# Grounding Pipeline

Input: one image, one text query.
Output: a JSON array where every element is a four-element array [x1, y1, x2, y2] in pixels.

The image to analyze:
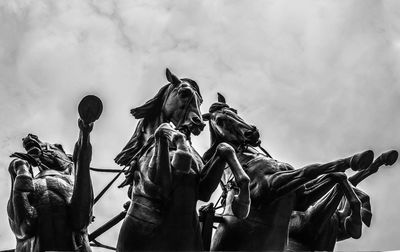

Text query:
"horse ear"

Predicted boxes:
[[202, 113, 212, 121], [217, 92, 226, 103], [166, 68, 181, 85]]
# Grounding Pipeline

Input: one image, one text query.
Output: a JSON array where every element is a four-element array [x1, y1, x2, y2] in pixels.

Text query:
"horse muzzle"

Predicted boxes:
[[244, 128, 260, 146], [190, 116, 206, 135]]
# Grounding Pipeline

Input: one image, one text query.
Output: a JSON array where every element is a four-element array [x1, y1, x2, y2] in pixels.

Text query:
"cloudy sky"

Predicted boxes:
[[1, 0, 400, 250]]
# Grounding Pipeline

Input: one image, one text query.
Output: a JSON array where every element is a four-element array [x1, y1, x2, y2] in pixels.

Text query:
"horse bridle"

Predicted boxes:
[[163, 82, 201, 142]]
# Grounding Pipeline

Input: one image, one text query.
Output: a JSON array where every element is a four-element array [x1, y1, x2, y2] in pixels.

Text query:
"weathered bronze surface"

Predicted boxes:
[[7, 95, 102, 252], [6, 78, 397, 251], [204, 94, 377, 251], [287, 150, 398, 251], [115, 70, 250, 251]]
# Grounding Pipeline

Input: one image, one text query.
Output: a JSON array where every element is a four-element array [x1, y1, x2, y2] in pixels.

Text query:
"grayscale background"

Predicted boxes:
[[1, 0, 400, 250]]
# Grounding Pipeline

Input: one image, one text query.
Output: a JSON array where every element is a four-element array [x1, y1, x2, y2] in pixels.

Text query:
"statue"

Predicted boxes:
[[7, 95, 102, 252], [286, 150, 398, 251], [115, 69, 251, 251], [203, 93, 375, 251]]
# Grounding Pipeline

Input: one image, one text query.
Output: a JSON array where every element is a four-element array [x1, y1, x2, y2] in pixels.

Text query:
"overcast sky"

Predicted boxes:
[[1, 0, 400, 251]]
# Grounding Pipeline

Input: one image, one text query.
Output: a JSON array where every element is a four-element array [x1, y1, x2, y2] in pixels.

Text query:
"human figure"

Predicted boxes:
[[7, 95, 102, 252]]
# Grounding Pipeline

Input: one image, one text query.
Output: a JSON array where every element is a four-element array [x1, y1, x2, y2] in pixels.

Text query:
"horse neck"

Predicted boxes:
[[206, 125, 262, 163], [141, 115, 165, 143], [204, 124, 242, 161]]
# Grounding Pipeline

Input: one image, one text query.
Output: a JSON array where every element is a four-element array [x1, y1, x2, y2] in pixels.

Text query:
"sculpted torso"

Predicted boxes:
[[33, 171, 74, 245]]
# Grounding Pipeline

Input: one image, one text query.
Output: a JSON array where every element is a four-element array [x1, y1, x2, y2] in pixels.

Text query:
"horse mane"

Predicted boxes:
[[114, 119, 145, 167], [130, 84, 170, 119], [130, 79, 202, 120], [115, 83, 171, 167]]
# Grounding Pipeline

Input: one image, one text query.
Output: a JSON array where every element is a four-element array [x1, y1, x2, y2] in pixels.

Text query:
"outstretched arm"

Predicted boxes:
[[70, 119, 94, 230]]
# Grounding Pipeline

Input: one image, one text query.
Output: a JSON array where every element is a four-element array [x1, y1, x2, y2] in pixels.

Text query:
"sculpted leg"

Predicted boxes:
[[217, 143, 250, 219], [261, 150, 373, 203], [8, 159, 37, 239], [199, 143, 250, 219], [289, 173, 361, 251], [149, 123, 194, 196], [302, 172, 361, 239], [349, 150, 398, 186], [171, 130, 192, 174], [149, 123, 173, 196], [198, 150, 228, 202], [339, 179, 362, 239], [294, 173, 343, 211], [301, 173, 346, 228]]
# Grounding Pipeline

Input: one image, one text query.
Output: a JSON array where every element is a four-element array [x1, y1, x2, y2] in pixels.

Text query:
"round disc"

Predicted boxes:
[[78, 95, 103, 123]]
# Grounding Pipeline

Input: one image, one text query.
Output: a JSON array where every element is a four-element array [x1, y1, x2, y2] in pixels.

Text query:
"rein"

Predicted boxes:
[[93, 135, 155, 204], [257, 143, 272, 158]]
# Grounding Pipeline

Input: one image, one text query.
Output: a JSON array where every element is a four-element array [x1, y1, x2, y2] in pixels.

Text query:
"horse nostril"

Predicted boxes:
[[244, 129, 259, 139], [192, 116, 202, 124], [179, 88, 192, 98], [244, 131, 253, 137], [254, 130, 260, 139]]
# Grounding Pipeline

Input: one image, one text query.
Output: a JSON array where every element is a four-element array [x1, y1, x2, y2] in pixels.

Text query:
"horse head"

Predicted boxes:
[[115, 68, 205, 171], [131, 68, 205, 136], [21, 133, 73, 173], [203, 93, 260, 148]]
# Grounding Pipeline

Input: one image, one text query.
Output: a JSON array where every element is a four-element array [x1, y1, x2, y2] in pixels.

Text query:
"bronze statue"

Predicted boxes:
[[115, 69, 251, 251], [204, 93, 375, 251], [7, 95, 102, 252], [287, 150, 398, 251]]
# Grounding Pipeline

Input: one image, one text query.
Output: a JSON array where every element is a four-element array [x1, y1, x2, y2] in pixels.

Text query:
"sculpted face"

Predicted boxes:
[[204, 94, 260, 147], [22, 133, 73, 172], [163, 69, 205, 136]]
